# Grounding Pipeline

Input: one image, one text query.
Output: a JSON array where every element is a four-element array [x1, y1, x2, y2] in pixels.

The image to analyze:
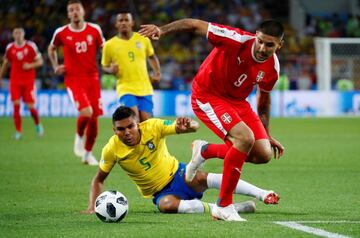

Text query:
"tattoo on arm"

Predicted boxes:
[[160, 19, 208, 36], [257, 91, 271, 133]]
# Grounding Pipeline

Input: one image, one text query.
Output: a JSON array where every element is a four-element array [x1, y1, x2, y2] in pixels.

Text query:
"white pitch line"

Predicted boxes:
[[292, 221, 360, 224], [274, 221, 352, 238]]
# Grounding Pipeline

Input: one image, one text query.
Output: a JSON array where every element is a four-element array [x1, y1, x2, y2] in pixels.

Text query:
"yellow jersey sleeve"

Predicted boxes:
[[99, 137, 117, 173], [145, 37, 154, 57]]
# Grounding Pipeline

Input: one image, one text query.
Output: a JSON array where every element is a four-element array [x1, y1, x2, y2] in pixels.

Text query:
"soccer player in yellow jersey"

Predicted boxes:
[[83, 106, 279, 216], [102, 11, 160, 122]]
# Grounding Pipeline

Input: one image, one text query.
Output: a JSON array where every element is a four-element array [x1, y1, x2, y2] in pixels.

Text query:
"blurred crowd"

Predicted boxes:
[[1, 0, 359, 90]]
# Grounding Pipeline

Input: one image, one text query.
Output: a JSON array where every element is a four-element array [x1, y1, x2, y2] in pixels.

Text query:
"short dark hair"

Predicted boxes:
[[67, 0, 82, 6], [112, 106, 136, 124], [257, 20, 284, 40]]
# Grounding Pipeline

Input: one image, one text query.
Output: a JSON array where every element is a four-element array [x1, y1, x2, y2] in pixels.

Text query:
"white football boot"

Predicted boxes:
[[82, 151, 99, 166], [234, 200, 256, 213], [185, 140, 207, 182], [74, 134, 85, 157], [211, 203, 246, 221]]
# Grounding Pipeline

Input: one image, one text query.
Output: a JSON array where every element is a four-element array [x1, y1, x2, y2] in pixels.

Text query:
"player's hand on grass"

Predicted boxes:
[[139, 24, 161, 40], [269, 137, 284, 159], [80, 208, 95, 215], [54, 65, 65, 75]]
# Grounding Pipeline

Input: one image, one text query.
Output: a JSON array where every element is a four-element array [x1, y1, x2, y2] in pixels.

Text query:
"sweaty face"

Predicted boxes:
[[67, 3, 85, 24], [113, 117, 140, 146], [12, 28, 25, 43], [253, 31, 283, 61], [115, 13, 134, 34]]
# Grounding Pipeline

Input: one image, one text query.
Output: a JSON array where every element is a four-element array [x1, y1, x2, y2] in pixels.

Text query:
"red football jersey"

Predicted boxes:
[[5, 41, 40, 85], [50, 22, 105, 82], [192, 23, 280, 101]]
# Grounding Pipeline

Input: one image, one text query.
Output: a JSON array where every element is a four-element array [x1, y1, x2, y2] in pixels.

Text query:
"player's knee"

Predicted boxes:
[[233, 132, 255, 151], [157, 197, 179, 213], [256, 148, 272, 164], [80, 107, 93, 117], [189, 171, 208, 193]]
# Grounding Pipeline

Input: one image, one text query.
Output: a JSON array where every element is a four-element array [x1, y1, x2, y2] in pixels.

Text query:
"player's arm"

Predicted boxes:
[[82, 168, 109, 214], [0, 58, 9, 87], [101, 43, 119, 75], [102, 63, 119, 75], [47, 44, 65, 75], [23, 56, 43, 70], [148, 54, 161, 84], [139, 18, 209, 40], [257, 89, 284, 159], [175, 117, 200, 134]]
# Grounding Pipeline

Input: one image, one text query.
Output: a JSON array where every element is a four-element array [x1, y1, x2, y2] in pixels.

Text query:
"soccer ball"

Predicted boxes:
[[94, 190, 128, 223]]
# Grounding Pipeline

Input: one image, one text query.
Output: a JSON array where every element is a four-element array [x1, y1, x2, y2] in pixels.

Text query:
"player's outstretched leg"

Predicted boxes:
[[185, 140, 207, 182], [207, 173, 280, 205], [176, 200, 255, 214]]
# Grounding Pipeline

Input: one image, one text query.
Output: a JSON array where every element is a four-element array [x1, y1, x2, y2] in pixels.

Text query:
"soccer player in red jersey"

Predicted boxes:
[[0, 27, 44, 140], [48, 0, 105, 166], [139, 19, 285, 221]]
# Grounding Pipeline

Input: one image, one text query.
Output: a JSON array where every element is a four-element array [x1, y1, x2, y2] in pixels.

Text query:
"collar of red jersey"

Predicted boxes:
[[68, 22, 87, 32]]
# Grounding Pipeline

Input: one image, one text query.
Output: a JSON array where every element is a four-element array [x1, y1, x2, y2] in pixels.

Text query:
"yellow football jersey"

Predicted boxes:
[[100, 118, 179, 198], [101, 32, 155, 97]]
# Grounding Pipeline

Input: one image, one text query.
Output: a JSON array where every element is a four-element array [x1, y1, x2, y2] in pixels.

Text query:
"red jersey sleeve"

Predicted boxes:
[[207, 23, 254, 49], [4, 44, 12, 61], [50, 26, 65, 47], [27, 41, 41, 60], [88, 23, 105, 48]]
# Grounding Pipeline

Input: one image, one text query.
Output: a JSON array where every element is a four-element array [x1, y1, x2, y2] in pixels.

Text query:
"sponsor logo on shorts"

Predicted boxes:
[[221, 113, 232, 124]]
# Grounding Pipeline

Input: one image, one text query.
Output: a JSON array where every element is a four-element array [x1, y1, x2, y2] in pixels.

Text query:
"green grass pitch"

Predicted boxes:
[[0, 117, 359, 237]]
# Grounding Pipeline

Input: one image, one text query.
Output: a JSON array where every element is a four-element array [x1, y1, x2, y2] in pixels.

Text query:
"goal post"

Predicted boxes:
[[315, 37, 360, 90]]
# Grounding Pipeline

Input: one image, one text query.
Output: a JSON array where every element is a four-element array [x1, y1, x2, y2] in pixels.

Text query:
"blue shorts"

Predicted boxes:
[[152, 163, 203, 206], [119, 94, 153, 115]]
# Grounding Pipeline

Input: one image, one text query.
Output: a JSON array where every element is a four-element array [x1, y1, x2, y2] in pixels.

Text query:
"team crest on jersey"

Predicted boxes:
[[16, 51, 24, 60], [136, 42, 142, 49], [256, 71, 265, 83], [66, 36, 73, 41], [146, 141, 155, 151], [87, 35, 93, 45], [221, 113, 232, 124]]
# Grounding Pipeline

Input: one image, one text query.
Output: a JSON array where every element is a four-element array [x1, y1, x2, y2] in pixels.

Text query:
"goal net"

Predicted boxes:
[[315, 37, 360, 90]]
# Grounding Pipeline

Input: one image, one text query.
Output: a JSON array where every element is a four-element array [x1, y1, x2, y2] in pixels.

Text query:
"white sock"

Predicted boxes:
[[207, 173, 266, 200], [177, 199, 213, 213]]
